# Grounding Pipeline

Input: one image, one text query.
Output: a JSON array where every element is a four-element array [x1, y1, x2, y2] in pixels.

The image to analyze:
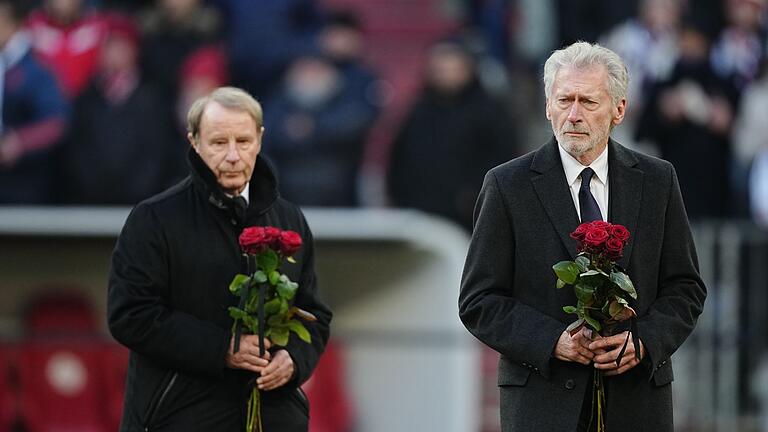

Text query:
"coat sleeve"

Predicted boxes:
[[281, 211, 332, 386], [459, 170, 566, 379], [107, 203, 231, 375], [636, 165, 707, 378]]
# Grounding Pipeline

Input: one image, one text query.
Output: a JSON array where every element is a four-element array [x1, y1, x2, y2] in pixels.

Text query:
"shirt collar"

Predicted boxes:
[[228, 183, 250, 204], [557, 142, 609, 187]]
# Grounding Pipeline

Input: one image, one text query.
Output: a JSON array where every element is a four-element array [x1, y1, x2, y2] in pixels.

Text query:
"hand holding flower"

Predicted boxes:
[[226, 334, 272, 374], [257, 350, 295, 391]]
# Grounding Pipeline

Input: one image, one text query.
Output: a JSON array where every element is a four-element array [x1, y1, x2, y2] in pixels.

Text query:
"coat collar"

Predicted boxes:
[[530, 137, 643, 266], [187, 148, 279, 223]]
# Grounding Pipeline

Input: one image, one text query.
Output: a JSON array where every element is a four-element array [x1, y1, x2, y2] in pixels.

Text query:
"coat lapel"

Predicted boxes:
[[530, 139, 581, 259], [607, 140, 643, 269]]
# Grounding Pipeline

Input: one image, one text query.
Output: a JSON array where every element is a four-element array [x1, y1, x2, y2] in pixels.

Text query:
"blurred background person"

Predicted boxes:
[[138, 0, 221, 101], [710, 0, 767, 96], [0, 0, 68, 204], [387, 39, 516, 231], [319, 9, 383, 123], [59, 14, 176, 205], [263, 52, 377, 207], [210, 0, 322, 101], [26, 0, 108, 99], [636, 19, 737, 220], [171, 44, 228, 185], [600, 0, 683, 153]]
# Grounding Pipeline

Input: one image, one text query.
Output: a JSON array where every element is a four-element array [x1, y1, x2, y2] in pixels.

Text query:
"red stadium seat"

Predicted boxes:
[[24, 291, 97, 336], [303, 340, 354, 432], [16, 341, 111, 432], [0, 344, 19, 431], [102, 344, 129, 431]]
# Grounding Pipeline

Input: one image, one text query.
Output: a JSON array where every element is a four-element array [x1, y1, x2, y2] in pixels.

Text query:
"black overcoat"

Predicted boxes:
[[459, 138, 706, 431], [108, 150, 332, 431]]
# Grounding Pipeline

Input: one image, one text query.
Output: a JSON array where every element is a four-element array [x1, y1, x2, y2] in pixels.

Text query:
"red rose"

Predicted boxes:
[[239, 227, 269, 254], [609, 224, 630, 242], [605, 237, 624, 259], [264, 226, 282, 247], [570, 223, 591, 241], [589, 220, 611, 230], [584, 227, 609, 248], [279, 230, 302, 256]]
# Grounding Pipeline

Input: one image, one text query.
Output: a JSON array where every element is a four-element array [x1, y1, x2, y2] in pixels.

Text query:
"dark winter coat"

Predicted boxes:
[[459, 139, 706, 431], [108, 149, 332, 431]]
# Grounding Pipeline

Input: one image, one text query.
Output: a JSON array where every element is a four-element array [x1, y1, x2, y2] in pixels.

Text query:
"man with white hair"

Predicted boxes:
[[459, 42, 706, 431]]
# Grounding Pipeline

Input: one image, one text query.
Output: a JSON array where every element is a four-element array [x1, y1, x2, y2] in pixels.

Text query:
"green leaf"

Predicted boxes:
[[574, 283, 594, 303], [287, 319, 311, 343], [228, 306, 248, 321], [252, 271, 267, 284], [256, 249, 279, 274], [277, 279, 298, 300], [575, 255, 590, 273], [556, 279, 567, 289], [553, 261, 580, 284], [268, 327, 289, 346], [268, 270, 280, 286], [583, 313, 602, 332], [267, 314, 283, 327], [286, 256, 297, 264], [228, 274, 251, 295], [264, 298, 281, 315], [610, 271, 637, 299], [562, 305, 577, 314]]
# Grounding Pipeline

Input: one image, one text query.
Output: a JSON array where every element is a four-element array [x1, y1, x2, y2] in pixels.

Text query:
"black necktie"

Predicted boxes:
[[579, 168, 602, 222], [233, 195, 248, 221]]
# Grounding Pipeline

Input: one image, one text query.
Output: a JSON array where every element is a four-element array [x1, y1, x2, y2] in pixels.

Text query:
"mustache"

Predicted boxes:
[[561, 125, 589, 134]]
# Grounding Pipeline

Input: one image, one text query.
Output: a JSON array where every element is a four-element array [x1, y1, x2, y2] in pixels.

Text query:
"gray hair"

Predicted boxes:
[[187, 87, 263, 138], [543, 42, 629, 105]]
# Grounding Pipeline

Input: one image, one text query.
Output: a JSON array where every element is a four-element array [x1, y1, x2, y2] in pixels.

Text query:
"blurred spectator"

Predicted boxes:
[[263, 53, 376, 206], [600, 0, 682, 152], [387, 40, 516, 230], [732, 61, 768, 214], [710, 0, 767, 95], [210, 0, 322, 100], [138, 0, 221, 100], [0, 0, 68, 204], [750, 148, 768, 227], [60, 14, 176, 205], [26, 0, 108, 99], [319, 10, 382, 120], [636, 20, 737, 219], [556, 0, 638, 45], [171, 44, 228, 184]]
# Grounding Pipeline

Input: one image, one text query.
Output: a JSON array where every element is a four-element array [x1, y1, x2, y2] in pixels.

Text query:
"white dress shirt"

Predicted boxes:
[[227, 182, 250, 204], [557, 143, 609, 222]]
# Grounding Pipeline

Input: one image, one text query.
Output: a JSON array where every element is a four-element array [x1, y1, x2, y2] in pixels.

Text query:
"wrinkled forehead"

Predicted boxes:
[[551, 65, 611, 97]]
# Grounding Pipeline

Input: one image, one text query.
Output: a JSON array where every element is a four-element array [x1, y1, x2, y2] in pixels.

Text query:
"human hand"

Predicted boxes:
[[257, 349, 295, 391], [225, 334, 272, 374], [553, 327, 599, 365], [590, 331, 644, 376]]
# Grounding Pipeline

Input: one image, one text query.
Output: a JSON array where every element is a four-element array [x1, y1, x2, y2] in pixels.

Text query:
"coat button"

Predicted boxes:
[[565, 379, 575, 390]]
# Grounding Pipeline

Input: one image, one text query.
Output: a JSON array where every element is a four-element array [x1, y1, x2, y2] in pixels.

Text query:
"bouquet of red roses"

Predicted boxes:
[[228, 226, 316, 432], [552, 221, 639, 432]]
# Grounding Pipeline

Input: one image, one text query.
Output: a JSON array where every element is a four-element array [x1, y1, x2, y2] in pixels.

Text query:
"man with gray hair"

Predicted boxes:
[[108, 86, 331, 431], [459, 42, 706, 431]]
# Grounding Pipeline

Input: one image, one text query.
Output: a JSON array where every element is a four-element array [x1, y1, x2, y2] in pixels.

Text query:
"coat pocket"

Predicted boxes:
[[142, 371, 179, 430], [497, 357, 531, 387]]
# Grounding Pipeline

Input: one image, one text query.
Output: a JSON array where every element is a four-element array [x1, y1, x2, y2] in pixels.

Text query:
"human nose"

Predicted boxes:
[[225, 141, 240, 163], [567, 102, 581, 123]]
